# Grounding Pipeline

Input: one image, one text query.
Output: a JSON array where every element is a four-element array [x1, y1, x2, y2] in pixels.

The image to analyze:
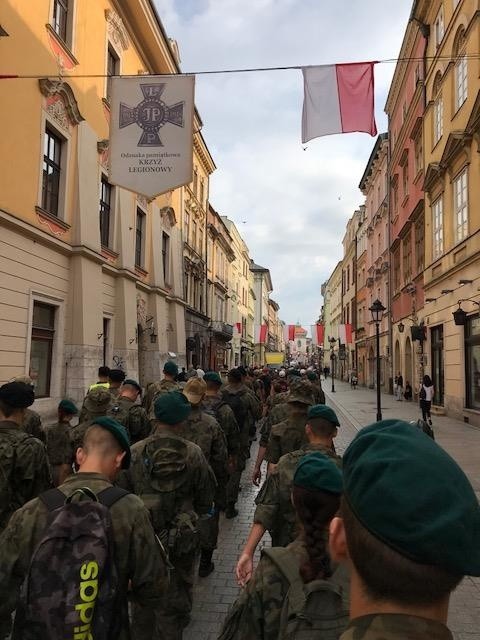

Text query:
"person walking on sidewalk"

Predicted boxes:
[[419, 375, 435, 425], [395, 372, 404, 401]]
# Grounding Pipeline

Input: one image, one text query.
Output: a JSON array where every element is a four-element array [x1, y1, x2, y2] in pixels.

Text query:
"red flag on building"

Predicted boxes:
[[311, 324, 325, 346], [338, 324, 353, 344], [255, 324, 268, 344]]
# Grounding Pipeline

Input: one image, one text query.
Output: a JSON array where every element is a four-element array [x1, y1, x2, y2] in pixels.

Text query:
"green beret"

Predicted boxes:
[[306, 371, 318, 381], [163, 361, 179, 376], [343, 420, 480, 576], [294, 452, 343, 494], [0, 382, 35, 408], [91, 416, 131, 469], [58, 399, 78, 415], [123, 379, 142, 394], [204, 371, 222, 385], [307, 404, 340, 426], [154, 391, 191, 425]]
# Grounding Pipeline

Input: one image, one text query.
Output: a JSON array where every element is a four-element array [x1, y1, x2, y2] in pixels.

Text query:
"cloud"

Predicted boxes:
[[155, 0, 412, 326]]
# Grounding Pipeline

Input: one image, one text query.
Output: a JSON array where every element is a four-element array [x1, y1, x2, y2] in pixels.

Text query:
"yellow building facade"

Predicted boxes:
[[414, 0, 480, 423], [0, 0, 211, 413]]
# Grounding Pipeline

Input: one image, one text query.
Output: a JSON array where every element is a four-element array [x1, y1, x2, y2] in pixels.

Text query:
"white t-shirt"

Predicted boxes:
[[421, 384, 435, 402]]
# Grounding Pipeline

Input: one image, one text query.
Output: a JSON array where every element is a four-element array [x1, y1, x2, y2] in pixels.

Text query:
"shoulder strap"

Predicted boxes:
[[97, 486, 129, 508], [40, 488, 66, 511], [39, 486, 128, 511], [262, 547, 306, 612]]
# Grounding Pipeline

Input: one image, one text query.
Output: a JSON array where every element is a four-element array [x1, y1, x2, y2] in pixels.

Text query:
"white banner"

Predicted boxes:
[[109, 76, 195, 198]]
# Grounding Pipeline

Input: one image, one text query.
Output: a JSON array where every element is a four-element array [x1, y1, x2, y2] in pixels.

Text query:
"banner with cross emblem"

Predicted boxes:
[[109, 75, 195, 197]]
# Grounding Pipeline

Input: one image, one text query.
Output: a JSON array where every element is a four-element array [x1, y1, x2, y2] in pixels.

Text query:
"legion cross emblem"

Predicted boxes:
[[119, 83, 185, 147]]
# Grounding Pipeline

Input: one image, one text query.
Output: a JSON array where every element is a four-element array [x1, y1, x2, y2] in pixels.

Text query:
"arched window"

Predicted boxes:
[[454, 27, 467, 110], [433, 71, 443, 144]]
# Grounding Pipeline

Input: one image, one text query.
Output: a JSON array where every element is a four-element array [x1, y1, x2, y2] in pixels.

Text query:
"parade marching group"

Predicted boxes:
[[0, 361, 479, 640]]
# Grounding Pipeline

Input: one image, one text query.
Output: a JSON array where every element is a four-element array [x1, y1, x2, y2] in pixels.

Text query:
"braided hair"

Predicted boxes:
[[292, 485, 341, 583]]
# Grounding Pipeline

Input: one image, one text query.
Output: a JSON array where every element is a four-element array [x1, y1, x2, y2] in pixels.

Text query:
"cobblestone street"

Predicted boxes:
[[185, 383, 480, 639]]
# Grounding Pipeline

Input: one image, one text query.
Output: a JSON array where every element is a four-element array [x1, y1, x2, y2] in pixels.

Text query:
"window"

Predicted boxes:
[[192, 220, 197, 250], [200, 179, 205, 207], [402, 160, 409, 198], [414, 64, 421, 87], [433, 95, 443, 144], [30, 302, 55, 398], [99, 177, 112, 247], [106, 45, 119, 102], [52, 0, 68, 42], [454, 169, 468, 243], [414, 134, 423, 175], [193, 169, 198, 197], [393, 249, 400, 292], [184, 212, 190, 244], [162, 232, 170, 284], [135, 209, 146, 267], [403, 235, 412, 283], [402, 102, 407, 123], [432, 197, 444, 259], [42, 128, 62, 216], [455, 56, 467, 109], [198, 228, 203, 255], [465, 316, 480, 410], [434, 8, 444, 48], [393, 185, 398, 216], [415, 218, 424, 273]]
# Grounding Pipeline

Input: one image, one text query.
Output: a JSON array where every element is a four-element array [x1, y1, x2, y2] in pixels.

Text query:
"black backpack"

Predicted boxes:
[[13, 486, 127, 640], [222, 391, 248, 431], [419, 385, 427, 400]]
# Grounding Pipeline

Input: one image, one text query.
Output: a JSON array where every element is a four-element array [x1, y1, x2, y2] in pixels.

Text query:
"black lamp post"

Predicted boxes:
[[328, 336, 336, 393], [369, 299, 386, 421]]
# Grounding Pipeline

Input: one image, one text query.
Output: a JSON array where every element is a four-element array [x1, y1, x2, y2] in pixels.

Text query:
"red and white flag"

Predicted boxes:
[[234, 322, 242, 335], [311, 324, 325, 346], [283, 324, 296, 342], [255, 324, 268, 344], [338, 324, 353, 344], [302, 62, 377, 142]]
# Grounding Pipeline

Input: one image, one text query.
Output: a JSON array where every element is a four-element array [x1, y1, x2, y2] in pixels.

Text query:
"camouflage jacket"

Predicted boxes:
[[265, 413, 310, 464], [0, 421, 52, 531], [340, 614, 453, 640], [260, 399, 290, 447], [108, 396, 152, 444], [118, 426, 216, 529], [201, 394, 241, 456], [0, 472, 167, 640], [44, 421, 73, 466], [255, 443, 342, 546], [143, 379, 181, 418], [222, 384, 262, 432], [308, 380, 326, 405], [178, 407, 228, 483], [21, 409, 45, 443]]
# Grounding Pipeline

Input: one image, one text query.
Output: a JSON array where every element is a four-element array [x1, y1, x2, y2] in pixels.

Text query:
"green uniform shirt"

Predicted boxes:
[[201, 394, 241, 456], [44, 421, 73, 466], [260, 397, 289, 447], [340, 614, 453, 640], [21, 409, 45, 443], [143, 379, 181, 418], [108, 396, 152, 444], [265, 413, 310, 464]]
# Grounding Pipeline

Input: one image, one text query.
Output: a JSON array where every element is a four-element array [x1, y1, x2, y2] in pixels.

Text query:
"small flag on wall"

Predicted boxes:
[[255, 324, 268, 344], [311, 324, 325, 346], [338, 324, 353, 344], [302, 62, 377, 142], [235, 322, 242, 335]]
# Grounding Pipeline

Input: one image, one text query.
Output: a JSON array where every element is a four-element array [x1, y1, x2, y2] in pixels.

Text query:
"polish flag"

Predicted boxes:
[[283, 324, 296, 342], [255, 324, 268, 344], [302, 62, 377, 142], [338, 324, 353, 344], [311, 324, 325, 346], [235, 322, 242, 335]]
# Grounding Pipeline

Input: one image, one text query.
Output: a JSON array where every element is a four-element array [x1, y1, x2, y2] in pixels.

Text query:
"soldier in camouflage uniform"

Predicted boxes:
[[107, 378, 151, 444], [182, 377, 228, 577], [119, 391, 216, 640], [220, 453, 347, 640], [71, 387, 113, 454], [0, 416, 167, 640], [44, 398, 78, 486], [306, 371, 326, 404], [11, 376, 45, 442], [329, 420, 480, 640], [222, 368, 262, 518], [108, 368, 126, 400], [265, 380, 315, 466], [202, 371, 240, 468], [143, 360, 181, 418], [0, 381, 52, 639]]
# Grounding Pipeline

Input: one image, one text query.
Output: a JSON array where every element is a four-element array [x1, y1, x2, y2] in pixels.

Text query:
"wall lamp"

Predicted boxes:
[[459, 279, 473, 285], [425, 297, 437, 303], [441, 289, 454, 295], [453, 299, 480, 326]]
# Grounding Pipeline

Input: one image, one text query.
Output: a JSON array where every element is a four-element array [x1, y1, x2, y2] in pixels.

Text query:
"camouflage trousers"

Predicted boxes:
[[132, 550, 196, 640], [0, 614, 11, 640], [226, 427, 250, 505], [199, 509, 219, 552]]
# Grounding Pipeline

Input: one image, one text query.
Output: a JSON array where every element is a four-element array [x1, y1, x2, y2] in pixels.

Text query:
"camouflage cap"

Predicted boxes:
[[307, 404, 340, 426], [91, 416, 131, 468], [154, 390, 191, 424], [83, 387, 113, 414], [163, 360, 179, 376], [58, 399, 78, 415], [294, 452, 343, 494], [287, 380, 315, 405], [184, 378, 207, 405], [343, 420, 480, 576], [0, 382, 35, 408], [204, 371, 222, 385]]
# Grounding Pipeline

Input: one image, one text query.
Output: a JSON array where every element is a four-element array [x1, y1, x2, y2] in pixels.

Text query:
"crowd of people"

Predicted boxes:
[[0, 361, 478, 640]]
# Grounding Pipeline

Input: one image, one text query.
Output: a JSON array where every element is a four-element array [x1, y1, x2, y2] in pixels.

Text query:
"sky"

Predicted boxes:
[[155, 0, 413, 329]]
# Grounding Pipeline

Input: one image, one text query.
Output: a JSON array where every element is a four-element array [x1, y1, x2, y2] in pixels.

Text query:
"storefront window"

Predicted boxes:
[[465, 315, 480, 410], [431, 325, 444, 406]]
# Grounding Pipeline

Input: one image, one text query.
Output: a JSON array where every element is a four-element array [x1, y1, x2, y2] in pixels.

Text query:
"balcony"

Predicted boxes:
[[211, 321, 234, 340]]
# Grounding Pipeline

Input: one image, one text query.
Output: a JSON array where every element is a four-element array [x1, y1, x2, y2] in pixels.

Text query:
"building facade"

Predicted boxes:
[[250, 260, 273, 365], [414, 0, 480, 423], [0, 0, 196, 413], [341, 209, 360, 379], [321, 260, 343, 377]]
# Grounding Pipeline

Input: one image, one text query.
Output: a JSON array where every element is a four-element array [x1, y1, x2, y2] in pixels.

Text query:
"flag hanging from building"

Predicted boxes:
[[255, 324, 268, 344], [234, 322, 242, 335], [109, 76, 195, 197], [283, 324, 296, 342], [301, 63, 377, 143], [311, 324, 325, 346], [338, 324, 353, 344]]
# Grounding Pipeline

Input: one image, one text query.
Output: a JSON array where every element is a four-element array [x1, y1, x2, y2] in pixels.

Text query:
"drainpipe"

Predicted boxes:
[[387, 126, 394, 395]]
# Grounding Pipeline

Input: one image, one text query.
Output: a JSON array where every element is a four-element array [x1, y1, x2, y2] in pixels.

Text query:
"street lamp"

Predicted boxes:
[[328, 336, 337, 393], [369, 299, 386, 421]]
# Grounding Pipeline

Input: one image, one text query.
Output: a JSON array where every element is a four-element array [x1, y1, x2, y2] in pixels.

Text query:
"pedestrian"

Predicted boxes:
[[108, 368, 127, 399], [107, 378, 151, 444], [72, 387, 113, 452], [329, 419, 480, 640], [323, 366, 330, 379], [237, 404, 342, 586], [177, 367, 187, 382], [44, 398, 78, 486], [119, 391, 216, 639], [404, 380, 413, 401], [12, 375, 45, 442], [143, 361, 180, 418], [419, 374, 435, 425], [88, 365, 111, 391], [181, 377, 228, 578], [396, 372, 404, 401], [0, 416, 167, 640], [220, 452, 348, 640]]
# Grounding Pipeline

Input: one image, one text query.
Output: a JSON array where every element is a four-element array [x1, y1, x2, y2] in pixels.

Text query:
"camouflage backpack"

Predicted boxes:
[[263, 547, 349, 640], [221, 391, 247, 432], [140, 436, 199, 556], [13, 486, 127, 640], [0, 430, 32, 529], [107, 400, 132, 432]]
